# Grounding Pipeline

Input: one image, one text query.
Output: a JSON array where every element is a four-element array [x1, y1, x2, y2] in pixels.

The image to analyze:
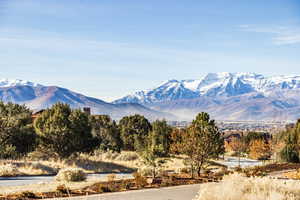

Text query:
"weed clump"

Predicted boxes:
[[18, 191, 37, 199], [133, 172, 147, 188], [56, 168, 87, 182]]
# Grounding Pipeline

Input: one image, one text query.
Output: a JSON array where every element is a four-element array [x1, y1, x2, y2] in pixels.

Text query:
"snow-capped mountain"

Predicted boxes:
[[0, 78, 43, 88], [114, 73, 300, 121], [0, 79, 174, 120], [116, 80, 200, 104], [114, 72, 300, 104]]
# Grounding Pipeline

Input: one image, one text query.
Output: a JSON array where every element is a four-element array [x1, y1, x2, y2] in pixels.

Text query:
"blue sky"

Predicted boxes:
[[0, 0, 300, 101]]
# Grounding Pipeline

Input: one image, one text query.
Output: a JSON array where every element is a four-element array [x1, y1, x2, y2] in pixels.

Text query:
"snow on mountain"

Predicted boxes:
[[114, 73, 300, 104], [2, 74, 300, 121], [0, 78, 43, 88], [0, 79, 174, 120]]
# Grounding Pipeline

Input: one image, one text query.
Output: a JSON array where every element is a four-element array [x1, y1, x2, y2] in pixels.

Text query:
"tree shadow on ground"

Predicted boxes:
[[71, 158, 137, 173]]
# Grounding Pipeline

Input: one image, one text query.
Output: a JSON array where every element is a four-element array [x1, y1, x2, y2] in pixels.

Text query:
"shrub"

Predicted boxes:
[[96, 182, 122, 193], [0, 144, 17, 159], [280, 144, 299, 163], [97, 184, 111, 193], [120, 180, 132, 190], [178, 167, 190, 174], [234, 166, 243, 173], [56, 168, 87, 182], [133, 172, 147, 188], [138, 167, 153, 177], [18, 191, 37, 199], [0, 164, 20, 176], [214, 167, 230, 177]]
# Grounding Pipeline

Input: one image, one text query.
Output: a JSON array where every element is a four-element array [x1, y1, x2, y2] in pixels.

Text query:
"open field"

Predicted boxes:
[[0, 151, 189, 177], [0, 152, 140, 176]]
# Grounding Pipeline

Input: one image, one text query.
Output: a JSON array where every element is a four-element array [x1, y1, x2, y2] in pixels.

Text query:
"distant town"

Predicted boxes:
[[168, 120, 288, 134]]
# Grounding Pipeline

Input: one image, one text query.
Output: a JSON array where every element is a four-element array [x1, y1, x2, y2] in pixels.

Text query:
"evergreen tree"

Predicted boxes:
[[90, 115, 122, 152], [280, 119, 300, 163], [34, 103, 94, 158], [148, 120, 172, 157], [119, 115, 152, 151], [0, 102, 36, 158], [280, 131, 299, 163]]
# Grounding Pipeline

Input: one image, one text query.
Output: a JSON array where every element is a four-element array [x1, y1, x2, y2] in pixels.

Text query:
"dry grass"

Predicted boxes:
[[283, 169, 300, 179], [0, 152, 216, 177], [0, 164, 20, 176], [194, 173, 300, 200], [75, 151, 186, 174], [0, 151, 140, 176]]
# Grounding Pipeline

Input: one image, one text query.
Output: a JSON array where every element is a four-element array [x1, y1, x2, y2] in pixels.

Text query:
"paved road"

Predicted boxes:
[[0, 173, 133, 187], [49, 184, 201, 200]]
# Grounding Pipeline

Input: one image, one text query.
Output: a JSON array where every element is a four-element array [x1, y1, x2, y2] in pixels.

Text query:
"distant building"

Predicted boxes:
[[83, 107, 91, 115]]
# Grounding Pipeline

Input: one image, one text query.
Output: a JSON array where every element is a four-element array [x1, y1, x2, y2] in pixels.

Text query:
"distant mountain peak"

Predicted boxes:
[[0, 78, 43, 88], [114, 72, 300, 104]]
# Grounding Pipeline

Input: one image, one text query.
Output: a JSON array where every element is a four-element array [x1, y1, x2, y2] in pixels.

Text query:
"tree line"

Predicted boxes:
[[0, 102, 225, 176], [275, 119, 300, 163], [5, 101, 300, 175]]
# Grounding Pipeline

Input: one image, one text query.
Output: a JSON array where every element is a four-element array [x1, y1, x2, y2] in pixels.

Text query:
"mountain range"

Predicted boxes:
[[114, 73, 300, 121], [0, 79, 173, 120], [2, 72, 300, 121]]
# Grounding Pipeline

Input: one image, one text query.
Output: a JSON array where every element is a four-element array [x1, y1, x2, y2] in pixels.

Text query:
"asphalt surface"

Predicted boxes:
[[0, 173, 133, 187], [49, 184, 201, 200]]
